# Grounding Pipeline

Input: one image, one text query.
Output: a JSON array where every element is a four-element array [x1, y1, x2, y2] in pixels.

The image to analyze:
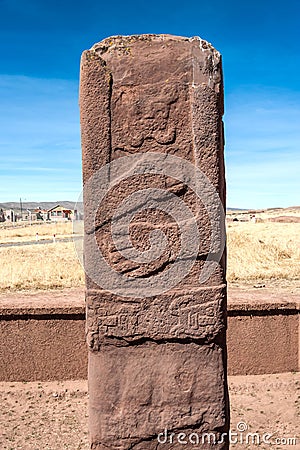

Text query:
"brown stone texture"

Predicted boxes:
[[227, 294, 300, 375], [0, 289, 86, 382], [1, 289, 299, 382], [86, 286, 226, 348], [80, 34, 228, 449], [89, 344, 226, 450]]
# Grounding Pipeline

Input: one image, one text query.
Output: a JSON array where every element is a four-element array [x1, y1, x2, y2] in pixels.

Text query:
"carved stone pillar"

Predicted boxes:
[[80, 34, 228, 449]]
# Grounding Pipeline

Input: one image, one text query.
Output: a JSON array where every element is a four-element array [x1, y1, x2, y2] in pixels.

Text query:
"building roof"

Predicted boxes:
[[47, 204, 72, 212]]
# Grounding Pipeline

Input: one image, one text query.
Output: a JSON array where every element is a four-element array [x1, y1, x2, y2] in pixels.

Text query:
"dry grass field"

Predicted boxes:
[[227, 221, 300, 283], [0, 222, 85, 292], [0, 210, 299, 292], [0, 242, 85, 292], [0, 221, 75, 244]]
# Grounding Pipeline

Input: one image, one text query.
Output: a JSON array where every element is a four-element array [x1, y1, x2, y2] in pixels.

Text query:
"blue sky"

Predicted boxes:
[[0, 0, 299, 208]]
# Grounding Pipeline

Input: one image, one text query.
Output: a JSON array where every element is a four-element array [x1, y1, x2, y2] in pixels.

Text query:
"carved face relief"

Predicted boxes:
[[111, 84, 179, 154]]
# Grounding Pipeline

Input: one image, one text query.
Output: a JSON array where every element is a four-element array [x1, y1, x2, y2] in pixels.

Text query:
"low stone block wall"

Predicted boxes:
[[0, 289, 299, 381], [227, 303, 299, 375]]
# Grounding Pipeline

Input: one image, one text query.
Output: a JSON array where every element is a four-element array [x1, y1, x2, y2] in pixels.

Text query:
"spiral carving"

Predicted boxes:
[[74, 152, 225, 298]]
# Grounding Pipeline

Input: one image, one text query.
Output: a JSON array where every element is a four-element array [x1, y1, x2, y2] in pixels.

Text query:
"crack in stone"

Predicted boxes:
[[107, 69, 113, 176], [91, 416, 208, 450], [96, 336, 221, 348]]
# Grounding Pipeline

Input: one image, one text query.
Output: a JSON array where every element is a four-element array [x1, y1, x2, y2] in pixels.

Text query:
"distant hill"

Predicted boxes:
[[227, 207, 248, 211], [0, 201, 79, 211], [227, 206, 300, 213], [1, 202, 298, 214]]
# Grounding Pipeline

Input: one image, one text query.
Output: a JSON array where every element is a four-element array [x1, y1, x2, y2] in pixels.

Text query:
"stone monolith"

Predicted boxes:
[[80, 34, 229, 449]]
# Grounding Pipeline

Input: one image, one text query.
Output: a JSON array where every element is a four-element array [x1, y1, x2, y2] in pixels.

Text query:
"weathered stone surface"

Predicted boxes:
[[86, 286, 226, 349], [80, 34, 228, 449], [89, 343, 227, 450]]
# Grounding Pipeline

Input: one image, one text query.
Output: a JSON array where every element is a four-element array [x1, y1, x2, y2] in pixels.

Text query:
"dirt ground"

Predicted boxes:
[[0, 372, 298, 450], [1, 278, 299, 310], [0, 284, 299, 449]]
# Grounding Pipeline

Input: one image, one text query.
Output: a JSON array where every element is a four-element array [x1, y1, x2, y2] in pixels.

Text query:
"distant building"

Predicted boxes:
[[34, 208, 48, 221], [5, 209, 16, 222], [21, 208, 48, 221], [0, 209, 5, 222], [47, 204, 75, 221], [4, 204, 79, 223]]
